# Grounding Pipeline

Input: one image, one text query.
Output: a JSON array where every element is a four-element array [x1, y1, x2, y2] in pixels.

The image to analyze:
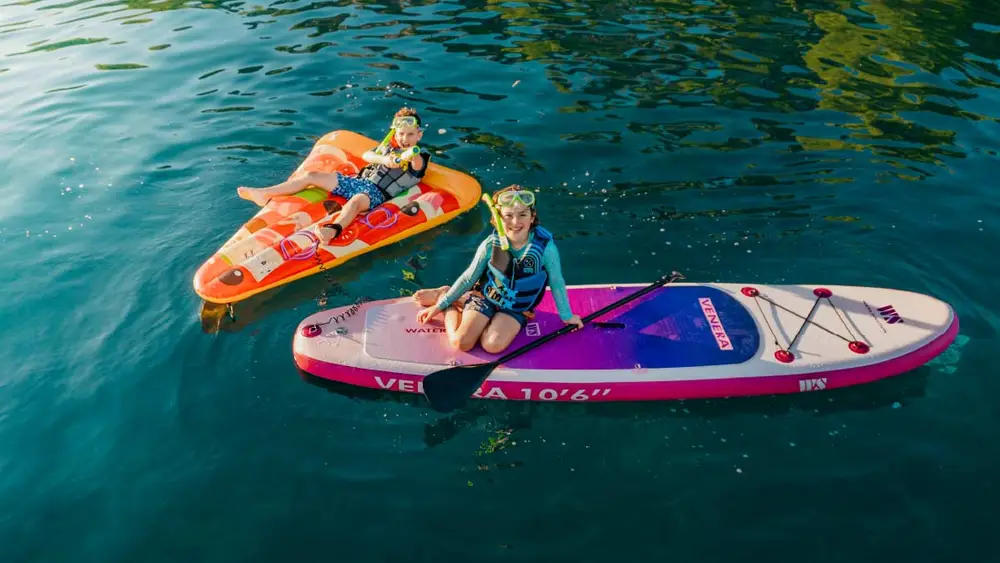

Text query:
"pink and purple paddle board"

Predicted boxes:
[[292, 282, 958, 403]]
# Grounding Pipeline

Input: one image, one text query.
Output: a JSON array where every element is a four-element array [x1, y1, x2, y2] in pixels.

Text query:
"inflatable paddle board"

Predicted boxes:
[[292, 282, 959, 403], [193, 130, 482, 304]]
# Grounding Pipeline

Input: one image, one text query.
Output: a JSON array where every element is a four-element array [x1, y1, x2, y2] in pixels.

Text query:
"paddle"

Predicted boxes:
[[421, 271, 686, 413]]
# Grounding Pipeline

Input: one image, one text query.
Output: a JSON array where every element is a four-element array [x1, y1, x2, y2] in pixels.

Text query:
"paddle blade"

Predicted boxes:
[[422, 362, 497, 413]]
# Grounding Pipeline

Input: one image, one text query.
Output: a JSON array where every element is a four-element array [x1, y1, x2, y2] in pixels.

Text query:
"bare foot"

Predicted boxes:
[[412, 285, 449, 307], [237, 186, 273, 207]]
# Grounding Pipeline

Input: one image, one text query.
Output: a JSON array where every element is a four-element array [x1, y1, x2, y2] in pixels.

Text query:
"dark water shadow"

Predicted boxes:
[[299, 364, 934, 449]]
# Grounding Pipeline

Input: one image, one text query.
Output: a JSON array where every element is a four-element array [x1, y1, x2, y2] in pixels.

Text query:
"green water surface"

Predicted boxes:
[[0, 1, 997, 561]]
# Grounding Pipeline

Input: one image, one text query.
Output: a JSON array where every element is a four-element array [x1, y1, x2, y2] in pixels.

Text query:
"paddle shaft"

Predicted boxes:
[[420, 271, 685, 413], [486, 272, 684, 367]]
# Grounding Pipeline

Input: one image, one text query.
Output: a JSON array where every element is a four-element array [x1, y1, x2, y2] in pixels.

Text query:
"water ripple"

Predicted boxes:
[[1, 0, 999, 559]]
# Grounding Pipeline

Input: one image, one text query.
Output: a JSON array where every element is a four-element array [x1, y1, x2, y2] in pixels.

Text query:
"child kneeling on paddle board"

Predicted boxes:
[[236, 107, 430, 243], [414, 185, 584, 354]]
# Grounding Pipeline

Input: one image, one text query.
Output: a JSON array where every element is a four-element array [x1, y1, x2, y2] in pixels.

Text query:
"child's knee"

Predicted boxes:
[[305, 171, 338, 190], [449, 334, 477, 352], [480, 332, 512, 355], [448, 326, 480, 352], [348, 192, 372, 210]]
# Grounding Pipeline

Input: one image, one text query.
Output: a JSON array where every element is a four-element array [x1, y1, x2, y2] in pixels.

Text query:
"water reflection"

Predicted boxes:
[[0, 3, 993, 558], [300, 365, 935, 450], [5, 37, 108, 56], [2, 0, 994, 310]]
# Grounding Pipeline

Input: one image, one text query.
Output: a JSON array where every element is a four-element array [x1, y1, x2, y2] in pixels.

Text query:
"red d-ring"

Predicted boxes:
[[775, 350, 794, 363], [301, 324, 322, 338], [814, 287, 832, 298], [849, 341, 870, 354], [742, 287, 759, 297]]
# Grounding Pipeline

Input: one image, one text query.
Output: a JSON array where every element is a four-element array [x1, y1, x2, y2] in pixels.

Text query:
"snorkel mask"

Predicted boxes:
[[494, 189, 536, 209], [391, 115, 421, 130]]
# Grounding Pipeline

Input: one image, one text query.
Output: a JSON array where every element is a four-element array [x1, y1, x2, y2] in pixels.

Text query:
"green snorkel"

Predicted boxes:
[[481, 193, 510, 251], [377, 127, 395, 151]]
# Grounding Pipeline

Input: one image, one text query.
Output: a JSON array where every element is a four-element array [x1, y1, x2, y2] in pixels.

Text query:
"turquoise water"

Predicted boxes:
[[1, 0, 997, 560]]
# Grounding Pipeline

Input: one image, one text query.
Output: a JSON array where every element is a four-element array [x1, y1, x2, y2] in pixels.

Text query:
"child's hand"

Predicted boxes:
[[565, 315, 584, 330], [416, 306, 441, 324]]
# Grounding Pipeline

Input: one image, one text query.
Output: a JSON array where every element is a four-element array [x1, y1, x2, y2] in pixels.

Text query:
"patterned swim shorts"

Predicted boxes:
[[464, 293, 528, 327], [333, 173, 387, 208]]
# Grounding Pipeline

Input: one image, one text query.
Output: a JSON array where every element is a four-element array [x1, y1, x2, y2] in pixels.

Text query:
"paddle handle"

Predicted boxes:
[[491, 271, 685, 365]]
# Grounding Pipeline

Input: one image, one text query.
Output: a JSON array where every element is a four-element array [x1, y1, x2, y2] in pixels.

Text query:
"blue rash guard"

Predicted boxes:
[[435, 228, 575, 321]]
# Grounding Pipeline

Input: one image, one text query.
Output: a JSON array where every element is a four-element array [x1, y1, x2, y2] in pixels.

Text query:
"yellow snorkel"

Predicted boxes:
[[481, 193, 510, 251], [377, 127, 394, 150]]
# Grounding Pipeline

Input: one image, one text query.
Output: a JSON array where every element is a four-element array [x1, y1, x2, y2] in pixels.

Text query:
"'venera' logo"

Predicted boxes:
[[699, 298, 733, 350], [877, 305, 904, 324]]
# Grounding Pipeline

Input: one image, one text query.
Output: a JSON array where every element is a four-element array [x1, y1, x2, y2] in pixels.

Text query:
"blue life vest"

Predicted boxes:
[[476, 227, 553, 312]]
